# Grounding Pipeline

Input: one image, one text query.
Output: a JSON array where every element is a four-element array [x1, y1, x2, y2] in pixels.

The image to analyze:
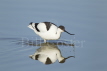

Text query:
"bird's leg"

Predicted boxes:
[[44, 39, 47, 43]]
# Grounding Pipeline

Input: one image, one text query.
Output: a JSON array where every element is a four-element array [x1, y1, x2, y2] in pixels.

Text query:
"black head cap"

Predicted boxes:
[[45, 57, 52, 65], [59, 25, 65, 31], [59, 58, 66, 63]]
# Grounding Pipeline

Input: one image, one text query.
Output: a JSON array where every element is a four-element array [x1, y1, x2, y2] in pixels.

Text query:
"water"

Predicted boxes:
[[0, 0, 107, 71]]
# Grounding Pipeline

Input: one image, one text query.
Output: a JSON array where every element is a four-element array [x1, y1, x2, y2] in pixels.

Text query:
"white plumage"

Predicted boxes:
[[29, 43, 73, 64], [28, 22, 74, 43]]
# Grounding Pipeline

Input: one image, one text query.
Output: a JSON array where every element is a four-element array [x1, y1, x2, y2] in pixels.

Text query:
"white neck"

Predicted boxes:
[[55, 28, 63, 39], [56, 47, 65, 62]]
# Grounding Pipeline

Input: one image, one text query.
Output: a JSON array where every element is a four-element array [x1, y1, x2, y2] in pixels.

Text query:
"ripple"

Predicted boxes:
[[17, 39, 75, 47]]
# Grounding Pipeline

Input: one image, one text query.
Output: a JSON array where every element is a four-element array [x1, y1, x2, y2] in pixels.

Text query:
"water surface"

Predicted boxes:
[[0, 0, 107, 71]]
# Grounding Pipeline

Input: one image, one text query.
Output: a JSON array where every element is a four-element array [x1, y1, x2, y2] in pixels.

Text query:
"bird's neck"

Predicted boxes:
[[56, 28, 62, 38]]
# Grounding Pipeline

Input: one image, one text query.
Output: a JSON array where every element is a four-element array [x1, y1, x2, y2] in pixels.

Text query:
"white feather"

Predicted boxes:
[[37, 22, 47, 32]]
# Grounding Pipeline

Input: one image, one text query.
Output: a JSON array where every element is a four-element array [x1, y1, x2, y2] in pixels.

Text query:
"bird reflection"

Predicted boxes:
[[29, 43, 74, 65]]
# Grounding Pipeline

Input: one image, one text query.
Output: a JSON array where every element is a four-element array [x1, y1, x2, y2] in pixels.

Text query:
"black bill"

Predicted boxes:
[[65, 30, 75, 35]]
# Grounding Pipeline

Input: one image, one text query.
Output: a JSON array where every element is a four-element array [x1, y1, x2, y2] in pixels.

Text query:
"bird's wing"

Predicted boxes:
[[48, 24, 58, 34], [37, 22, 58, 33], [37, 22, 48, 32]]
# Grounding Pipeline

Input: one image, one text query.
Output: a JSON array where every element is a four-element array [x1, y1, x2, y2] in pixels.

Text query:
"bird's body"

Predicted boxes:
[[29, 43, 74, 64], [29, 43, 65, 64], [28, 22, 74, 43]]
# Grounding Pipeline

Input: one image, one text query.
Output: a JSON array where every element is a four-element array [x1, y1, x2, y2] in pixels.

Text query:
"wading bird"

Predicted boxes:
[[28, 22, 75, 43]]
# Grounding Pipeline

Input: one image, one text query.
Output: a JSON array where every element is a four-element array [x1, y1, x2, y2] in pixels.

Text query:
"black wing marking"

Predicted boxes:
[[43, 22, 52, 31], [35, 23, 40, 32], [35, 54, 40, 60], [45, 57, 52, 64]]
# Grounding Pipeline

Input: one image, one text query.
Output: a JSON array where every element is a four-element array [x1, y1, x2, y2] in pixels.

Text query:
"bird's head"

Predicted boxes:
[[58, 25, 75, 35]]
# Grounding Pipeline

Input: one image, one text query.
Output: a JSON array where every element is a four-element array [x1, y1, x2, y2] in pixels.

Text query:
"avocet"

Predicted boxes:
[[29, 43, 74, 64], [28, 22, 74, 43]]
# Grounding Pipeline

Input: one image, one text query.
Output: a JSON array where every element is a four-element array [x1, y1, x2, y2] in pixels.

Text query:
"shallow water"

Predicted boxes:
[[0, 0, 107, 71]]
